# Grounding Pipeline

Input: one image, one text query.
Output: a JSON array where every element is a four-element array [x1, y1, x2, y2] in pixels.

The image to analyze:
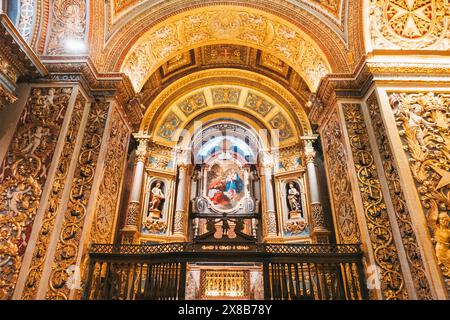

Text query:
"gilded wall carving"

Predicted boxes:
[[367, 92, 433, 299], [122, 7, 330, 91], [343, 103, 408, 300], [369, 0, 450, 50], [321, 111, 360, 244], [212, 87, 241, 105], [21, 92, 86, 300], [46, 0, 87, 55], [389, 91, 450, 287], [0, 87, 72, 300], [269, 112, 293, 141], [46, 101, 109, 300], [245, 92, 274, 117], [90, 107, 129, 244]]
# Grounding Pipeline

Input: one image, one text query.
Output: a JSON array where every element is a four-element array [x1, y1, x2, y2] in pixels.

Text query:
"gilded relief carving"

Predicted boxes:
[[157, 112, 181, 141], [122, 8, 330, 91], [0, 87, 72, 300], [367, 92, 433, 299], [269, 113, 293, 141], [46, 101, 109, 300], [46, 0, 87, 55], [22, 92, 85, 300], [369, 0, 449, 50], [322, 111, 360, 244], [211, 88, 241, 105], [343, 103, 408, 300], [178, 92, 207, 116], [245, 93, 274, 117], [389, 92, 450, 285], [90, 108, 129, 244]]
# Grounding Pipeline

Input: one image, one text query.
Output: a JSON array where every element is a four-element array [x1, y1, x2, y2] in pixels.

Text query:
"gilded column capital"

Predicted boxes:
[[304, 150, 316, 164]]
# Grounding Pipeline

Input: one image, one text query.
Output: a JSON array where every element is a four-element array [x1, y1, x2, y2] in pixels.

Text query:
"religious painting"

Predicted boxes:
[[207, 161, 245, 211]]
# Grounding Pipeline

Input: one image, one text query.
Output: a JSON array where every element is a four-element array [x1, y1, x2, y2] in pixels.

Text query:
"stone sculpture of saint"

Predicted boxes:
[[287, 183, 301, 213], [149, 181, 165, 212]]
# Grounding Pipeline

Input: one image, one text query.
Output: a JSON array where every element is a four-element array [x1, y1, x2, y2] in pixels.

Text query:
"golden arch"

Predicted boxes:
[[140, 68, 313, 140], [121, 5, 332, 92]]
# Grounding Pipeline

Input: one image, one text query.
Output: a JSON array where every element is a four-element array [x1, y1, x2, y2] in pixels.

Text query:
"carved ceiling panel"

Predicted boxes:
[[369, 0, 450, 50], [139, 44, 310, 110]]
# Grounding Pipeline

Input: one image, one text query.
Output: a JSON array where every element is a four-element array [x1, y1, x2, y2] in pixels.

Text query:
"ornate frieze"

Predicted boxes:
[[178, 92, 208, 116], [367, 92, 433, 299], [321, 111, 360, 244], [369, 0, 450, 50], [277, 144, 303, 172], [148, 142, 174, 171], [21, 92, 86, 300], [211, 87, 241, 105], [343, 103, 408, 300], [90, 107, 129, 244], [389, 91, 450, 288], [46, 0, 88, 55], [46, 101, 109, 300], [269, 112, 293, 141], [0, 87, 72, 300]]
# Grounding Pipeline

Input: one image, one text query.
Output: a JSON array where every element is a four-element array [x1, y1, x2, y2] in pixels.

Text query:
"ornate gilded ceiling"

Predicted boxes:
[[139, 44, 311, 108]]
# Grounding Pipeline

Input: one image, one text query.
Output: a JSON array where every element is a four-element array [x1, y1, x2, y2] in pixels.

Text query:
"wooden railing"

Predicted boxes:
[[82, 243, 369, 300]]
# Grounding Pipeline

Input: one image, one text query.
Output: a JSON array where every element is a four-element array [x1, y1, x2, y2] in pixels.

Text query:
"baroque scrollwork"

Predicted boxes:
[[46, 0, 87, 55], [46, 101, 109, 300], [367, 92, 433, 299], [90, 107, 129, 244], [322, 111, 360, 244], [0, 87, 72, 300], [343, 103, 408, 300], [389, 92, 450, 285], [21, 92, 85, 300]]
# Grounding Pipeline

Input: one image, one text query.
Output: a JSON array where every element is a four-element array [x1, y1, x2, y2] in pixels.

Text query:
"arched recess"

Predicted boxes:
[[139, 68, 313, 143]]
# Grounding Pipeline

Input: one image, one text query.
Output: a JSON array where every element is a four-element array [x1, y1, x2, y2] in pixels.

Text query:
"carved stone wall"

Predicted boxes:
[[45, 101, 109, 300], [21, 92, 86, 300], [367, 91, 433, 299], [389, 91, 450, 291], [321, 111, 360, 244], [89, 107, 130, 244], [0, 87, 72, 299], [342, 103, 408, 300]]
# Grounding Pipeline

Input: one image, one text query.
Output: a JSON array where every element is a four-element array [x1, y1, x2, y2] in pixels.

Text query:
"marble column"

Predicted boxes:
[[262, 164, 278, 238], [173, 164, 190, 236], [303, 139, 330, 243], [121, 137, 148, 243]]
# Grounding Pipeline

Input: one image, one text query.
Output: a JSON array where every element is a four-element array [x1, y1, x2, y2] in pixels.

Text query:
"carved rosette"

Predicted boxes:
[[343, 103, 408, 300], [21, 92, 85, 300], [389, 92, 450, 289], [46, 101, 109, 300], [0, 87, 72, 300], [322, 111, 361, 244]]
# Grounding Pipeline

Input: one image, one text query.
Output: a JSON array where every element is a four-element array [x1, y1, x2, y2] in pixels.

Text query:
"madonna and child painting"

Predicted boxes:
[[207, 162, 245, 211]]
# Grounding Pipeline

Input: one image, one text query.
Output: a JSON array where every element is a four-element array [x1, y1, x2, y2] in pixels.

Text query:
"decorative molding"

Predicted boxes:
[[21, 91, 86, 300], [367, 91, 433, 299], [342, 103, 408, 300], [46, 101, 109, 300], [0, 87, 71, 300], [321, 110, 360, 244]]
